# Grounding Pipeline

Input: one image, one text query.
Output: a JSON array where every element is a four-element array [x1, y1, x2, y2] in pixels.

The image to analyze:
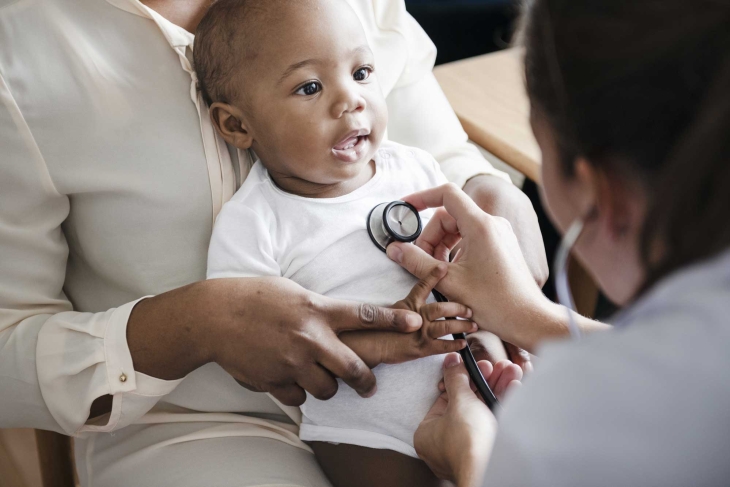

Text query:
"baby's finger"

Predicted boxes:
[[401, 263, 448, 310], [422, 301, 472, 322], [424, 319, 477, 339], [427, 338, 468, 357]]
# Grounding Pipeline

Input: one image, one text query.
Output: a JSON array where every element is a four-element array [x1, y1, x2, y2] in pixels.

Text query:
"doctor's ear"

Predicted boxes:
[[209, 102, 254, 149], [574, 158, 642, 241]]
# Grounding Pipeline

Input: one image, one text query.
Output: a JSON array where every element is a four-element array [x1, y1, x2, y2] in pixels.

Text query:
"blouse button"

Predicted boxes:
[[119, 373, 127, 383]]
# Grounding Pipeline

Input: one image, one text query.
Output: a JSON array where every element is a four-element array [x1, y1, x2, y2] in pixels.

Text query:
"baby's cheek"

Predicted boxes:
[[371, 94, 389, 135]]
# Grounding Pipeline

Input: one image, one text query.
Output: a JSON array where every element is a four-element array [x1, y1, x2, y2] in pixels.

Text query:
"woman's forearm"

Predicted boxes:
[[126, 280, 215, 380], [90, 281, 217, 418]]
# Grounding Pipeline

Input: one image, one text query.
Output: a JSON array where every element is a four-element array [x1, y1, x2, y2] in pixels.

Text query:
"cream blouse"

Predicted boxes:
[[0, 0, 508, 442]]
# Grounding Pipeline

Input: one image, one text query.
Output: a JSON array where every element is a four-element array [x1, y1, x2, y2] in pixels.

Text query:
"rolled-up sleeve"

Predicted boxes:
[[382, 5, 512, 188], [0, 72, 181, 436]]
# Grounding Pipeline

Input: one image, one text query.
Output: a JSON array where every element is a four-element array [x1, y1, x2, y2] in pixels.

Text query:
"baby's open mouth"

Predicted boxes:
[[332, 129, 370, 162], [334, 135, 363, 151]]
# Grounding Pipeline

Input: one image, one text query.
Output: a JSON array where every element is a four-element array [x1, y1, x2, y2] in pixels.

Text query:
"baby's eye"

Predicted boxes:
[[353, 67, 372, 82], [295, 81, 322, 96]]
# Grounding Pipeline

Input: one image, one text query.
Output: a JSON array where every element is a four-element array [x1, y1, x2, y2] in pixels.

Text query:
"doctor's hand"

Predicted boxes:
[[341, 264, 475, 368], [387, 183, 560, 353], [414, 353, 503, 487]]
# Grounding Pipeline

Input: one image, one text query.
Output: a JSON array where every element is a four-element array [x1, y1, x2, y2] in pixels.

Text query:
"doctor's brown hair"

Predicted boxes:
[[520, 0, 730, 288]]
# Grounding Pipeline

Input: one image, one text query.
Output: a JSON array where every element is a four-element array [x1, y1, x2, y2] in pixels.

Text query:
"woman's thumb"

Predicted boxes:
[[387, 242, 441, 281], [442, 353, 474, 398]]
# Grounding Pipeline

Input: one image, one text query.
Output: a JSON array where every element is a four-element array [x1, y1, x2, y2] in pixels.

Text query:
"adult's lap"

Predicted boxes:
[[76, 422, 333, 487]]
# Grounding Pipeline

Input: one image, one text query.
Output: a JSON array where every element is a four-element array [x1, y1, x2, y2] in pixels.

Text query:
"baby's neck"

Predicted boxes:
[[267, 160, 376, 199]]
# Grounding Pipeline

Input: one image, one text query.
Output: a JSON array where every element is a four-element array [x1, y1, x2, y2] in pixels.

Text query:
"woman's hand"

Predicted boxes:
[[387, 183, 566, 353], [126, 277, 423, 407], [341, 264, 475, 368], [415, 353, 519, 487]]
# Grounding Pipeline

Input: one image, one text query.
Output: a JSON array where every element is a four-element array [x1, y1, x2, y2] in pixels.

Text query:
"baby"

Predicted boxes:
[[198, 0, 474, 484]]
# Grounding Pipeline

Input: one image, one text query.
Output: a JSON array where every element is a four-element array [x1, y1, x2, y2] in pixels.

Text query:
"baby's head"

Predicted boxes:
[[194, 0, 388, 196]]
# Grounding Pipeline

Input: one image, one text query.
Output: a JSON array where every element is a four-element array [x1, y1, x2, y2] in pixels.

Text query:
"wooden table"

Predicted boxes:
[[435, 48, 600, 317], [433, 48, 541, 183]]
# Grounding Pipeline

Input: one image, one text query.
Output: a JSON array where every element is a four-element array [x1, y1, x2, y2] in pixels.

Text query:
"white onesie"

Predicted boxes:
[[206, 141, 449, 457]]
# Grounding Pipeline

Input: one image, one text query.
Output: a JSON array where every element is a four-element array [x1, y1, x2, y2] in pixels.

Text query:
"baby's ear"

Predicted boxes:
[[209, 102, 253, 149]]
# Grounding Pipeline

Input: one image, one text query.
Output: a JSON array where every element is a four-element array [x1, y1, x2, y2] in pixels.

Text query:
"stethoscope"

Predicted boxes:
[[367, 201, 501, 411]]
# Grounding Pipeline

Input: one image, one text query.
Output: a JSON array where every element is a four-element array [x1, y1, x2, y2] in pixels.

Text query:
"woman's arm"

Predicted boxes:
[[387, 184, 609, 353], [0, 74, 181, 434], [0, 74, 422, 432]]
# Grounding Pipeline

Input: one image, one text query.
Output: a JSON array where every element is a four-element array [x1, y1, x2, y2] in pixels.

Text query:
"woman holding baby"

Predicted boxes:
[[395, 1, 730, 486]]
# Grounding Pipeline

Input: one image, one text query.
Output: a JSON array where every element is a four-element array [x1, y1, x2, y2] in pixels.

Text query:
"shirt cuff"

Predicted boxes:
[[37, 296, 185, 435], [79, 297, 184, 434]]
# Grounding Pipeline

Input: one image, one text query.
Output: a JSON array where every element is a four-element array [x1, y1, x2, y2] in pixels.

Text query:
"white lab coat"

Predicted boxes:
[[483, 249, 730, 486], [0, 0, 508, 484]]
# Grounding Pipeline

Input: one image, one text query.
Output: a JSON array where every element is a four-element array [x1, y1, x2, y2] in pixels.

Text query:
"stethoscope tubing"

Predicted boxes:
[[432, 289, 501, 412]]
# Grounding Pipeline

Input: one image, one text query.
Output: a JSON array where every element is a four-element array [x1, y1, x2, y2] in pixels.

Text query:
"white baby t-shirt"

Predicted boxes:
[[207, 141, 449, 457]]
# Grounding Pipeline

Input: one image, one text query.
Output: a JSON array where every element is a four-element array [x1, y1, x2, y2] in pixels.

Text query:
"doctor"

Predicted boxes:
[[388, 0, 730, 485]]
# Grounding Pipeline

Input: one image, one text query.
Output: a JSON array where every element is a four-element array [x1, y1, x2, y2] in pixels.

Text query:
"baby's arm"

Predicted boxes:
[[341, 266, 475, 368]]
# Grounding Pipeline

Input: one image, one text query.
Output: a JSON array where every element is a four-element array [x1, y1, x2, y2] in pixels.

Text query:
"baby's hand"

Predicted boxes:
[[340, 265, 475, 368]]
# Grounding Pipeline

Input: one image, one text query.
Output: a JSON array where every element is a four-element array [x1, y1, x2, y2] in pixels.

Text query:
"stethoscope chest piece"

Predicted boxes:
[[367, 201, 422, 252]]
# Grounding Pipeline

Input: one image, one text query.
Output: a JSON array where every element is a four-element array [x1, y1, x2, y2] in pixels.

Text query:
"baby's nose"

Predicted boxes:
[[331, 88, 367, 118]]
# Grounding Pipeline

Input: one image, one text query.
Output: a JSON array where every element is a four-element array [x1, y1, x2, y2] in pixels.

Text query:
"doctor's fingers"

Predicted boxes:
[[403, 183, 483, 222], [441, 353, 481, 403], [315, 339, 378, 398], [488, 360, 523, 399], [387, 240, 444, 282], [319, 296, 423, 333], [414, 208, 461, 260], [439, 359, 493, 394]]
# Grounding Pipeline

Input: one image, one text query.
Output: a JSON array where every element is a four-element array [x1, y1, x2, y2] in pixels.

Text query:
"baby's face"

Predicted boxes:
[[232, 0, 387, 194]]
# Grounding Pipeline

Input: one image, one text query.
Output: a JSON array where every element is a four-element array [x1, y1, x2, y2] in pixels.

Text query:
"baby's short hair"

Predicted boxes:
[[194, 0, 280, 106]]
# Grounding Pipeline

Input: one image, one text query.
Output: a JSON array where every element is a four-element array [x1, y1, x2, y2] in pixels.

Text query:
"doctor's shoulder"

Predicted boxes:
[[491, 309, 730, 487]]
